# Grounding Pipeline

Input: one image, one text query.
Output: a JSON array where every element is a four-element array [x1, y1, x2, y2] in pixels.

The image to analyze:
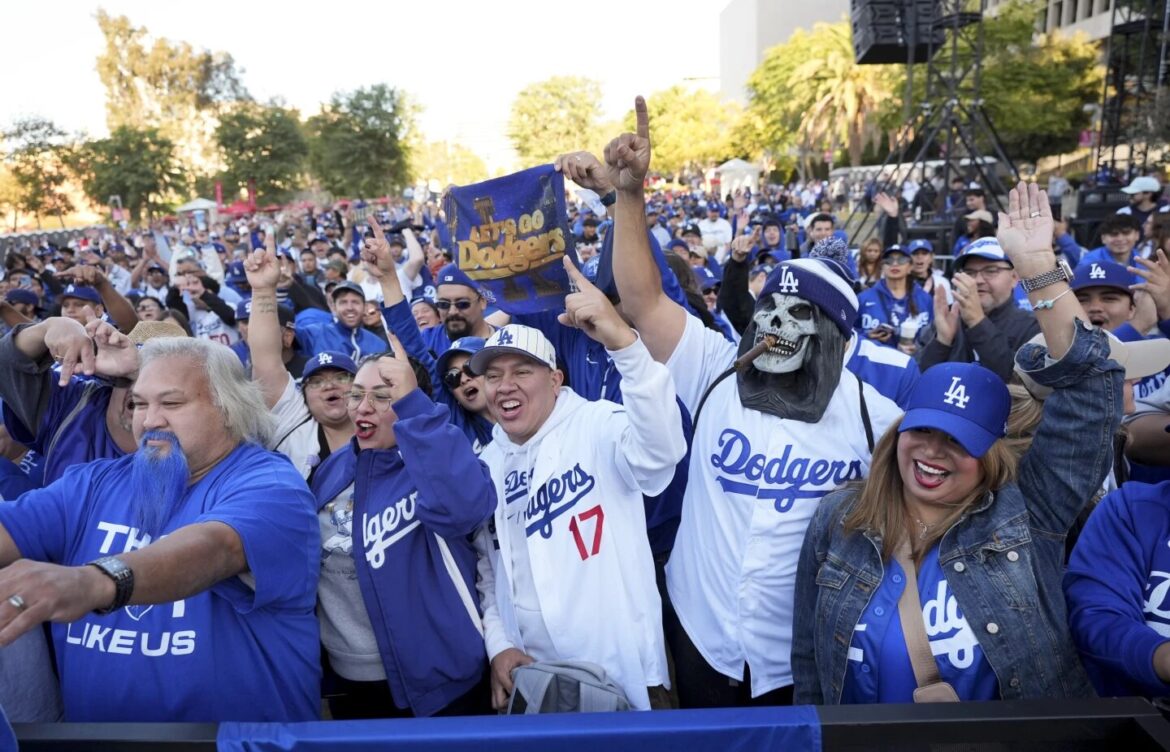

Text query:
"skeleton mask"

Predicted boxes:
[[750, 293, 817, 373]]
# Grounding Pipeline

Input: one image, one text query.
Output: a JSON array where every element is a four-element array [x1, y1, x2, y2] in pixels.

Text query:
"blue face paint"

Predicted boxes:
[[128, 430, 190, 537]]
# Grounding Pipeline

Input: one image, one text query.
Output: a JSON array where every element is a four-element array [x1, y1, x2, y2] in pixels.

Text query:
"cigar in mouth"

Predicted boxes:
[[735, 334, 778, 371]]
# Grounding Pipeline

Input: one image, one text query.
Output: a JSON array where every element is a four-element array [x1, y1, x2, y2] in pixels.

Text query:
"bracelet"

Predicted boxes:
[[599, 191, 617, 207], [1033, 286, 1074, 310]]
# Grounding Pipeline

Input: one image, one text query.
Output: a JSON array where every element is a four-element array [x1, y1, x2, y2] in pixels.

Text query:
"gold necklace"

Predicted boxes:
[[913, 516, 936, 540]]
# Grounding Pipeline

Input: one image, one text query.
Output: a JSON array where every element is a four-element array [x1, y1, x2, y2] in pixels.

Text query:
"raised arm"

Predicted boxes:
[[607, 97, 687, 363], [243, 235, 291, 409], [399, 228, 425, 283], [57, 265, 138, 335]]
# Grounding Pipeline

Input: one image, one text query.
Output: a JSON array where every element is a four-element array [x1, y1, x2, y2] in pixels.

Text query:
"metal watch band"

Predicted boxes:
[[88, 556, 134, 615], [1022, 263, 1071, 292]]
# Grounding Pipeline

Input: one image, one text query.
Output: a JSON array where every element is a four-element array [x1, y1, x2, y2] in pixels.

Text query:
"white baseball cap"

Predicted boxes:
[[1122, 176, 1161, 194], [1015, 331, 1170, 400], [469, 324, 557, 374]]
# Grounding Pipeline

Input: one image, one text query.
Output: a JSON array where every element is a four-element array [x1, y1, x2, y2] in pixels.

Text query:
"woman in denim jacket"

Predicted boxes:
[[792, 183, 1124, 704]]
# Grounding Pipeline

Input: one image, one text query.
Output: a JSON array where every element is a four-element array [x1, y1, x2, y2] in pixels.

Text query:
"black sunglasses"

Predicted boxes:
[[442, 364, 477, 391], [435, 299, 475, 311]]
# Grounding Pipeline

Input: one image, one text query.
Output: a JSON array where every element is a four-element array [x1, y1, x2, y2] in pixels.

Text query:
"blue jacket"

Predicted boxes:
[[380, 299, 495, 453], [310, 389, 496, 716], [296, 318, 385, 361], [856, 279, 933, 343], [1065, 481, 1170, 697], [793, 323, 1123, 703], [845, 336, 920, 409]]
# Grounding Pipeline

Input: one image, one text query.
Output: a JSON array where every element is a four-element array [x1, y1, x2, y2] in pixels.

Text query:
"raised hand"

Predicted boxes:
[[730, 227, 760, 263], [997, 181, 1055, 274], [932, 282, 959, 347], [558, 256, 637, 350], [874, 192, 899, 218], [243, 242, 281, 292], [603, 96, 651, 194], [361, 214, 398, 282], [85, 310, 138, 378], [554, 151, 614, 196], [950, 271, 985, 327], [57, 265, 107, 288], [1131, 249, 1170, 321], [42, 316, 96, 386], [375, 332, 417, 401]]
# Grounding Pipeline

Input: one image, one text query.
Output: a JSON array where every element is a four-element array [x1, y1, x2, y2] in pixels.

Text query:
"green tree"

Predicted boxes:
[[743, 22, 900, 174], [95, 10, 249, 173], [508, 77, 602, 167], [2, 117, 75, 228], [976, 0, 1103, 163], [412, 140, 488, 186], [306, 84, 414, 198], [620, 86, 740, 176], [216, 102, 308, 204], [70, 126, 185, 223]]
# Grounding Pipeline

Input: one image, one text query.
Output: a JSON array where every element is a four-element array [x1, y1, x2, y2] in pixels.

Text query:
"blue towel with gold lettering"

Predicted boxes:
[[442, 165, 579, 315]]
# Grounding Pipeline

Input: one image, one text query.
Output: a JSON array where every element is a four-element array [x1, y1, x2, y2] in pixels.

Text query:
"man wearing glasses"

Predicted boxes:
[[421, 264, 496, 358], [917, 237, 1041, 381]]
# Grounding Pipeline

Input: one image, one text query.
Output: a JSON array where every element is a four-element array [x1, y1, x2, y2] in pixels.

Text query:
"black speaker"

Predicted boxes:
[[852, 0, 942, 65]]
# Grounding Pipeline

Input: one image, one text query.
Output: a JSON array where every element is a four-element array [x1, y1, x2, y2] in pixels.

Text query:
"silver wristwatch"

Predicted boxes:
[[1020, 258, 1073, 293]]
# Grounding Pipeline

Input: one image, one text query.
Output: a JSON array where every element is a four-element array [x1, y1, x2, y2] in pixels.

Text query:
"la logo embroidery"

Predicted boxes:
[[1089, 264, 1106, 280], [776, 268, 800, 294], [318, 353, 333, 365], [497, 329, 515, 345], [942, 376, 971, 409]]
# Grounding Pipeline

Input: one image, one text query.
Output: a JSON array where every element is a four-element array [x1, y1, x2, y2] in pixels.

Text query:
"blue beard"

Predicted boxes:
[[128, 430, 190, 538]]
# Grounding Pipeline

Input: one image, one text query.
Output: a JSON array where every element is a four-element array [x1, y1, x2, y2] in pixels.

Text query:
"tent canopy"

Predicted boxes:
[[175, 198, 218, 213]]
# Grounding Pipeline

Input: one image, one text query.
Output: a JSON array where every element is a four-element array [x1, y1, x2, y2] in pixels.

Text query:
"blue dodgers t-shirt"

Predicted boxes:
[[0, 443, 321, 722], [2, 377, 127, 487], [0, 449, 43, 500], [843, 547, 999, 703]]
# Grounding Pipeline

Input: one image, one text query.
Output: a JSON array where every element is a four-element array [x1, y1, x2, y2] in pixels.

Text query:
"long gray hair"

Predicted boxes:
[[139, 338, 275, 446]]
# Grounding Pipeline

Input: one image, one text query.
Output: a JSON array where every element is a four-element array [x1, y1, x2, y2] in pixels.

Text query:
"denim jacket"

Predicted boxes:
[[793, 322, 1123, 704]]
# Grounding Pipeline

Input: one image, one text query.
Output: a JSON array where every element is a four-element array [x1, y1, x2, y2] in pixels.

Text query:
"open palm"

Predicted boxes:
[[997, 182, 1054, 259]]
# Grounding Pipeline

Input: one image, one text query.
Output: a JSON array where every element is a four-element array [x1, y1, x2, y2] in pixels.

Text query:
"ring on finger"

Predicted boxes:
[[1029, 211, 1042, 218], [7, 594, 26, 611]]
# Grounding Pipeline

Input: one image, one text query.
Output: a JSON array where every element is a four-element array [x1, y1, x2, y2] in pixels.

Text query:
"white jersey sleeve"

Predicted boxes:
[[269, 375, 319, 480], [472, 523, 513, 661], [606, 336, 687, 497], [665, 312, 739, 413]]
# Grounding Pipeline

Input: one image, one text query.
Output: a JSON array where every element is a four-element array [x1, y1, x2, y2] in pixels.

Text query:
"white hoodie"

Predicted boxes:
[[476, 336, 686, 710]]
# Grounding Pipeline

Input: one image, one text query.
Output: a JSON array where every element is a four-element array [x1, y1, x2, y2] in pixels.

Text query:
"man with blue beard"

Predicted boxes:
[[0, 337, 320, 723]]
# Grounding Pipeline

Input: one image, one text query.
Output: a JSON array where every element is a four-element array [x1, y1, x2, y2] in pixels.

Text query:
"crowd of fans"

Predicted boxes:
[[4, 102, 1170, 729]]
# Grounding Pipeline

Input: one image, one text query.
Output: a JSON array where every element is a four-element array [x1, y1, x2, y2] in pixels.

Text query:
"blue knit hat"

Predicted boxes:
[[759, 258, 859, 337]]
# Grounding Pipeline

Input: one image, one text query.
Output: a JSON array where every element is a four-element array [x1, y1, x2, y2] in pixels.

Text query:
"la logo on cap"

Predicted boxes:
[[318, 353, 333, 365], [497, 329, 515, 345], [777, 268, 799, 294], [943, 376, 971, 409], [1089, 264, 1106, 280]]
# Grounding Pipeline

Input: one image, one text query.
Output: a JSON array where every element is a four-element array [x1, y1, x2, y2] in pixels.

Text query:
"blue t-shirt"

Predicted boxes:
[[0, 450, 44, 500], [2, 378, 127, 487], [0, 443, 321, 722], [843, 547, 999, 703]]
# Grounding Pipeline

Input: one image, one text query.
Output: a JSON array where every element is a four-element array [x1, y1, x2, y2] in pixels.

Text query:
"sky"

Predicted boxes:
[[2, 0, 725, 173]]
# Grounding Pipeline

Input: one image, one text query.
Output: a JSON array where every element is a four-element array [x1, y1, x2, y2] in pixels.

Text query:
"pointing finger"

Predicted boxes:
[[562, 255, 594, 291], [385, 331, 408, 362], [369, 213, 387, 242], [634, 96, 649, 140]]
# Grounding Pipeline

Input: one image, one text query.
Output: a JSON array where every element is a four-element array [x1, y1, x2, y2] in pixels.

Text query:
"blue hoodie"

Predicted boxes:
[[309, 389, 496, 716], [1065, 481, 1170, 697], [856, 279, 933, 343], [296, 317, 386, 362]]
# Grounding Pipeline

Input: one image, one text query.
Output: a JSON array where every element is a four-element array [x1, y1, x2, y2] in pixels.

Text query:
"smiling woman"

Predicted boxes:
[[792, 182, 1127, 707]]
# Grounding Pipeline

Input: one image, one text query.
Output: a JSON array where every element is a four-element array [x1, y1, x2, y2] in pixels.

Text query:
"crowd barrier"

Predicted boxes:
[[12, 698, 1170, 751]]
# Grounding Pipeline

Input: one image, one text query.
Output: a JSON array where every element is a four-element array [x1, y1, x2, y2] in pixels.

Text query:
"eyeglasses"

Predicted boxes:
[[304, 373, 354, 391], [964, 265, 1013, 280], [442, 364, 477, 391], [346, 389, 395, 411], [435, 298, 475, 311], [882, 256, 911, 266]]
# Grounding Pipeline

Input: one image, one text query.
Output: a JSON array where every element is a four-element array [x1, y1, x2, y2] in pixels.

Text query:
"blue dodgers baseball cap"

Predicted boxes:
[[900, 362, 1010, 458], [435, 263, 479, 291], [5, 289, 37, 307], [1071, 260, 1132, 296], [60, 284, 102, 305], [907, 239, 935, 254], [881, 243, 911, 260], [301, 350, 358, 381], [955, 237, 1011, 271], [667, 238, 689, 254], [694, 266, 720, 292], [330, 280, 366, 301], [235, 299, 252, 321], [437, 336, 487, 376]]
